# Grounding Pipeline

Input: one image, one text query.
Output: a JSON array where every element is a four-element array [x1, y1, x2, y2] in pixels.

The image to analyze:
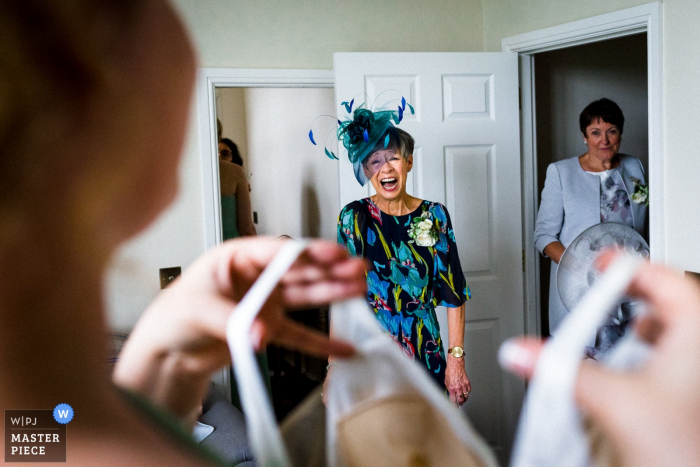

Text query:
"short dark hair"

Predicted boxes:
[[365, 127, 415, 165], [579, 98, 625, 135], [220, 138, 243, 167]]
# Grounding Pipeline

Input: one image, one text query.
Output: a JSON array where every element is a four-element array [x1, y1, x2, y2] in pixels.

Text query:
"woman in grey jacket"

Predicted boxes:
[[534, 99, 647, 348]]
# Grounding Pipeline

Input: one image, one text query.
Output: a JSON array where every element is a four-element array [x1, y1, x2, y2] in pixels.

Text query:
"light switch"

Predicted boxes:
[[159, 267, 181, 289]]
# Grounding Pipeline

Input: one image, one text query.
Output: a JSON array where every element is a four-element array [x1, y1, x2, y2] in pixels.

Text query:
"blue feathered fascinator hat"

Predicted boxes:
[[309, 91, 414, 186]]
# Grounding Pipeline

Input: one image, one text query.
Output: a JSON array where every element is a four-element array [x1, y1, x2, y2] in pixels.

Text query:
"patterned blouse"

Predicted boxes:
[[586, 169, 633, 226], [337, 198, 470, 389]]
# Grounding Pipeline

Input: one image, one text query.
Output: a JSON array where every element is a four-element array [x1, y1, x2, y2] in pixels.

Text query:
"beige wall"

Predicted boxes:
[[663, 0, 700, 271], [105, 101, 205, 331], [482, 0, 650, 52], [171, 0, 485, 69], [243, 88, 339, 241], [216, 87, 249, 168]]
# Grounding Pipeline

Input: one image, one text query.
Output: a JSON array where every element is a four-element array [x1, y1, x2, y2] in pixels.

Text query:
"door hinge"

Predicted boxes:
[[522, 250, 525, 272]]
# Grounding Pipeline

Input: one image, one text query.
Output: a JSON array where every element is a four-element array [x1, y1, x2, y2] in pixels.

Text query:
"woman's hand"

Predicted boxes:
[[500, 253, 700, 467], [446, 355, 471, 406], [543, 241, 566, 264], [113, 238, 365, 425]]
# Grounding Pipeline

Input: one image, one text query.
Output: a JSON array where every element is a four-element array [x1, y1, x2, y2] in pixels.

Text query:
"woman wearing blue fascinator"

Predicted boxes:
[[311, 94, 473, 406]]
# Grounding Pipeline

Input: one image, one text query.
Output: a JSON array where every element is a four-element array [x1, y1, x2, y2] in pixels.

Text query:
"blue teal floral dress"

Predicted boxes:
[[337, 198, 470, 389]]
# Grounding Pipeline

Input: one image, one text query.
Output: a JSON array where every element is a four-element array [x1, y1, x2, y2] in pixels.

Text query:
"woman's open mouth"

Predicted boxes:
[[380, 177, 398, 191]]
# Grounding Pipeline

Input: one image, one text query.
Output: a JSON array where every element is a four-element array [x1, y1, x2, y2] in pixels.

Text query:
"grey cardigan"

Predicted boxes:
[[534, 155, 647, 332]]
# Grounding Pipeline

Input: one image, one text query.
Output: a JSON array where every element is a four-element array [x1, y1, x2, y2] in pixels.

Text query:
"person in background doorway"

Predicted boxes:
[[534, 98, 648, 353], [219, 139, 255, 238], [220, 137, 251, 193], [219, 138, 244, 167]]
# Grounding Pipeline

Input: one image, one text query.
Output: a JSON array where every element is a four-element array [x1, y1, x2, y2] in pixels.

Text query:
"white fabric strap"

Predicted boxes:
[[510, 254, 643, 467], [226, 240, 309, 467]]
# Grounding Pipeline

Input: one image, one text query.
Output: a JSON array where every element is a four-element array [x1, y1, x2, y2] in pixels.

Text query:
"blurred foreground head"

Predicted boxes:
[[0, 0, 196, 258]]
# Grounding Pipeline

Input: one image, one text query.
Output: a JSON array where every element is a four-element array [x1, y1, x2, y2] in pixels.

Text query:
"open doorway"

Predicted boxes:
[[503, 2, 663, 338], [196, 67, 336, 410], [215, 86, 337, 419], [534, 33, 648, 334]]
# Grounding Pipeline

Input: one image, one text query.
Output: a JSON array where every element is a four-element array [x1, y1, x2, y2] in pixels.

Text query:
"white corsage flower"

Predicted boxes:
[[416, 232, 434, 246], [630, 177, 649, 206], [408, 212, 438, 247]]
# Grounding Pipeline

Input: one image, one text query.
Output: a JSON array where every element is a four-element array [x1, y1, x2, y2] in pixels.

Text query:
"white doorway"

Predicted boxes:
[[196, 68, 335, 399], [503, 2, 663, 337]]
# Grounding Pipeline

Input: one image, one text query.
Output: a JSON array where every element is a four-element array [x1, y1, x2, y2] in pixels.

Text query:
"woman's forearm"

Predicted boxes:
[[113, 337, 211, 426], [447, 303, 466, 350], [543, 241, 566, 264]]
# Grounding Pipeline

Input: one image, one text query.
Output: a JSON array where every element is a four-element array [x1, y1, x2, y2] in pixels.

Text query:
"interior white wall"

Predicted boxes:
[[534, 34, 648, 175], [216, 87, 249, 168], [105, 100, 205, 332], [242, 88, 339, 241], [663, 0, 700, 272]]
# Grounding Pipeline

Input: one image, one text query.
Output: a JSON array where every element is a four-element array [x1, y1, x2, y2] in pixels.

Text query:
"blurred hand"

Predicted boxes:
[[322, 366, 331, 406], [113, 238, 365, 424], [500, 252, 700, 467]]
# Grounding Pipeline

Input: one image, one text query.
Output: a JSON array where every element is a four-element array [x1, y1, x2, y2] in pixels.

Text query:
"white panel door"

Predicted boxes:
[[334, 52, 524, 464]]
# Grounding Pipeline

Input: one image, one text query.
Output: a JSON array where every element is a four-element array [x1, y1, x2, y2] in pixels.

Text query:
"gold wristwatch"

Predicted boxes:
[[448, 346, 465, 358]]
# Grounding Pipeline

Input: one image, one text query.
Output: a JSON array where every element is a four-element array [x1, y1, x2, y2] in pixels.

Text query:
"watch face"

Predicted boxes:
[[450, 347, 464, 358]]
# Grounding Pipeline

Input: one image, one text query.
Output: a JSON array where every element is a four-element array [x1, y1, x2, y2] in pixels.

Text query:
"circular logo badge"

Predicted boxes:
[[53, 404, 74, 424]]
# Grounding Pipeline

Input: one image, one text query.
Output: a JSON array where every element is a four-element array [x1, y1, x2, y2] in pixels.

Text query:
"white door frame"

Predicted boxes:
[[195, 68, 334, 397], [196, 68, 335, 251], [502, 2, 663, 336]]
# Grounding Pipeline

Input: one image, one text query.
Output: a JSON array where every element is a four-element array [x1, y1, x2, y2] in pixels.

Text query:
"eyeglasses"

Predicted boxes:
[[219, 150, 233, 158]]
